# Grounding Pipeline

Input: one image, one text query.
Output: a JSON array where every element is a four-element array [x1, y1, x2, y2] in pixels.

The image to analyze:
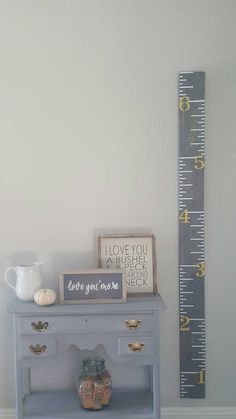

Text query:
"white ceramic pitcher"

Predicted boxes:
[[5, 262, 43, 302]]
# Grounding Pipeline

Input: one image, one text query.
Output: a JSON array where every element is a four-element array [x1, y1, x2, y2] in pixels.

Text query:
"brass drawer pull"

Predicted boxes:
[[124, 319, 142, 330], [128, 342, 145, 353], [31, 321, 49, 332], [29, 344, 47, 355]]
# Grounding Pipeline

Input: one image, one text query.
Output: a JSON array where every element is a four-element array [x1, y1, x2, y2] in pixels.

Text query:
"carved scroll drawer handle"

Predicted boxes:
[[29, 344, 47, 355], [31, 321, 49, 332], [128, 342, 145, 353], [124, 320, 143, 330]]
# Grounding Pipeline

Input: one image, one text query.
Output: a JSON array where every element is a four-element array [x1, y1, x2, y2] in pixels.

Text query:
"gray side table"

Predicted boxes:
[[8, 296, 165, 419]]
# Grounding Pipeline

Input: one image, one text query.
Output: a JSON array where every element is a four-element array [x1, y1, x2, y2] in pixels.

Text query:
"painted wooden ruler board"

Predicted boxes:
[[178, 71, 205, 398]]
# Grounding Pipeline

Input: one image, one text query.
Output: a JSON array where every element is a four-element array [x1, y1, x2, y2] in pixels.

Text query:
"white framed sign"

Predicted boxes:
[[98, 234, 157, 296]]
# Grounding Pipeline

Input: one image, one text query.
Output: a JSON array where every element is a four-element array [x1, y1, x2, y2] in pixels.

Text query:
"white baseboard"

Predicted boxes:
[[161, 407, 236, 419], [0, 407, 236, 419], [0, 410, 15, 419]]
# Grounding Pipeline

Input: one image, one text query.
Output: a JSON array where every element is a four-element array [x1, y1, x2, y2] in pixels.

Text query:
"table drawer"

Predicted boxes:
[[19, 314, 154, 335], [20, 338, 56, 359], [118, 336, 154, 356]]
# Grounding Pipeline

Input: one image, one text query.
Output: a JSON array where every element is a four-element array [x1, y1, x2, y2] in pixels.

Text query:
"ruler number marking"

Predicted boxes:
[[179, 96, 190, 112], [194, 156, 205, 170], [197, 369, 205, 384], [179, 208, 190, 223], [196, 262, 205, 278], [180, 316, 190, 332]]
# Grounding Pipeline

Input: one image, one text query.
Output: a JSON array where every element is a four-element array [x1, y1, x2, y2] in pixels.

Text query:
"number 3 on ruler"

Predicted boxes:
[[196, 262, 205, 278]]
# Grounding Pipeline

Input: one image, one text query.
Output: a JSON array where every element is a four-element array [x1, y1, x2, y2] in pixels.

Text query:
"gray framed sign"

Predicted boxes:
[[60, 269, 126, 304], [98, 234, 157, 296]]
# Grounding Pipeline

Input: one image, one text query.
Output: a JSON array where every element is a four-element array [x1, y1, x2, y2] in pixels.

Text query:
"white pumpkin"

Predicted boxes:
[[34, 288, 57, 306]]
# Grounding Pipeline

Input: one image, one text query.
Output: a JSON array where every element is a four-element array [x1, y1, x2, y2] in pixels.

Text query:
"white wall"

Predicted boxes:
[[0, 0, 236, 409]]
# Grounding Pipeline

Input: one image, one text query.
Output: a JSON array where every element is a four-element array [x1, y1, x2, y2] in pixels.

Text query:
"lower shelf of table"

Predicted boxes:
[[22, 389, 155, 419]]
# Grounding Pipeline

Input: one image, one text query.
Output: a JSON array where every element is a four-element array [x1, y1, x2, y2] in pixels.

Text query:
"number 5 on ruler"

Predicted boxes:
[[194, 156, 205, 170]]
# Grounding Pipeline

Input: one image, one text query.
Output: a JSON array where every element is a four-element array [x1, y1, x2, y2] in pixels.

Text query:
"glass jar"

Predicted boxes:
[[75, 356, 112, 410]]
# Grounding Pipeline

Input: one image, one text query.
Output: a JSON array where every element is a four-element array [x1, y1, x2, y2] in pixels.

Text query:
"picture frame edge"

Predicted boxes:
[[97, 233, 158, 297]]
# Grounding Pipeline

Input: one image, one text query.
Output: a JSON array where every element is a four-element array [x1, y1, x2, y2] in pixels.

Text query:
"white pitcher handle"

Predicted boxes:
[[5, 267, 17, 292]]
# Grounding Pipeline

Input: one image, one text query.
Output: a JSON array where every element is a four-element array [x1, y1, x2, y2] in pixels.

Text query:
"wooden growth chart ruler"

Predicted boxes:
[[178, 71, 205, 398]]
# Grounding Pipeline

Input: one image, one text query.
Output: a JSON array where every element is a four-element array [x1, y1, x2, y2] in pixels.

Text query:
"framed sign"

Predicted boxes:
[[98, 234, 157, 296], [60, 269, 126, 304]]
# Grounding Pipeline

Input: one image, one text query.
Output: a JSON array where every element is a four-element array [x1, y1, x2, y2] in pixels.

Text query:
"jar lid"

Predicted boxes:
[[82, 356, 105, 372]]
